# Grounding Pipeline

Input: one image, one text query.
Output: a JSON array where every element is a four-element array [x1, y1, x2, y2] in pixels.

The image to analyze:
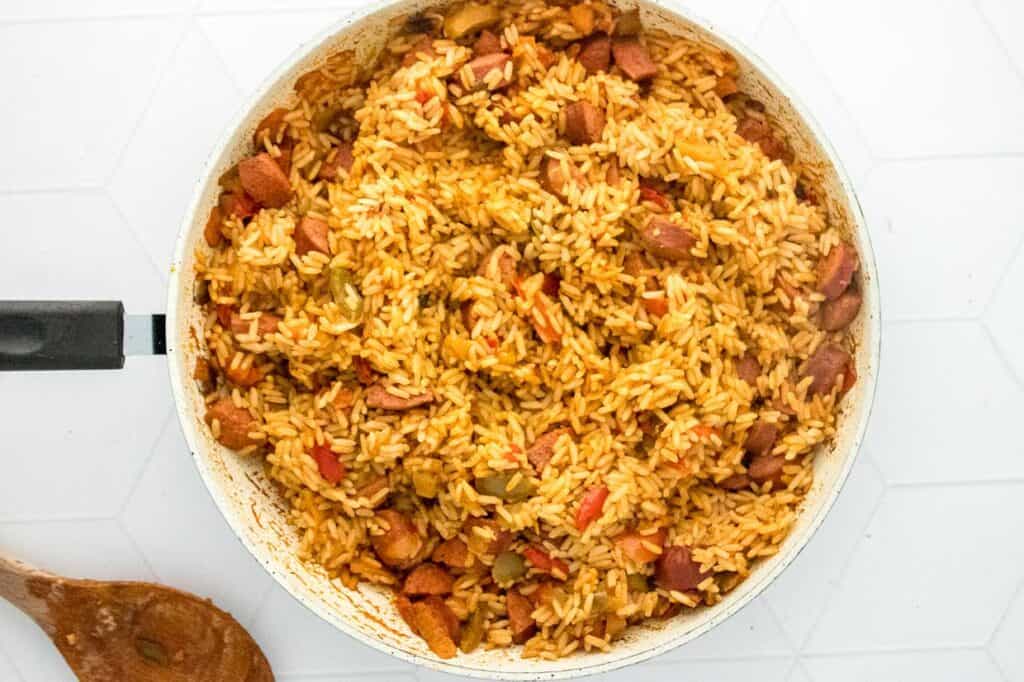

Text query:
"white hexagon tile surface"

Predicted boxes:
[[0, 1, 1022, 681]]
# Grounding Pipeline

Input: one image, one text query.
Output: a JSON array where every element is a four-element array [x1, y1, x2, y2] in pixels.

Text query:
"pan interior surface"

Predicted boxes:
[[165, 0, 880, 677]]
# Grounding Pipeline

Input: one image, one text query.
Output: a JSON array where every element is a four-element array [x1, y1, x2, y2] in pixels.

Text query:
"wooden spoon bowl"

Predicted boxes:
[[0, 557, 273, 681]]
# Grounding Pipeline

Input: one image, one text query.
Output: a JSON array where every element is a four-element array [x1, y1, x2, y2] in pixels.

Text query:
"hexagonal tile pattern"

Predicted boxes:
[[661, 597, 791, 661], [865, 321, 1024, 484], [0, 519, 153, 682], [763, 453, 885, 645], [803, 650, 1003, 682], [110, 26, 243, 275], [676, 0, 773, 41], [987, 243, 1024, 386], [0, 0, 190, 21], [782, 0, 1024, 158], [805, 484, 1024, 652], [0, 191, 165, 313], [749, 6, 873, 185], [249, 584, 418, 676], [976, 0, 1024, 75], [0, 357, 172, 521], [121, 420, 274, 626], [861, 159, 1024, 320], [991, 583, 1024, 681], [199, 10, 345, 94], [0, 17, 182, 190]]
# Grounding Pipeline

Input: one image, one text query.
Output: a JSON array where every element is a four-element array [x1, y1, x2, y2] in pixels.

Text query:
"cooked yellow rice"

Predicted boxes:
[[194, 0, 857, 660]]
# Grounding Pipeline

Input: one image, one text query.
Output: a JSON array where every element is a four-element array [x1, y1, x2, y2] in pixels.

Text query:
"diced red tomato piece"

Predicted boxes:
[[642, 297, 669, 316], [614, 528, 667, 564], [523, 546, 570, 579], [485, 335, 499, 350], [639, 185, 670, 211], [416, 90, 433, 104], [575, 485, 609, 531], [311, 443, 345, 484], [690, 424, 719, 440]]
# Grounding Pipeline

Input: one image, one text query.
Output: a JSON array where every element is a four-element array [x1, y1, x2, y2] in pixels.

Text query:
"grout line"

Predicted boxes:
[[115, 409, 176, 519], [104, 186, 171, 286], [102, 13, 194, 188], [987, 646, 1013, 682], [796, 466, 888, 653], [774, 5, 881, 169], [801, 642, 989, 658], [0, 12, 185, 27], [192, 14, 249, 97], [971, 0, 1024, 89], [984, 574, 1024, 649], [115, 516, 161, 582], [0, 636, 27, 682], [875, 150, 1024, 163], [979, 321, 1024, 393], [979, 229, 1024, 319]]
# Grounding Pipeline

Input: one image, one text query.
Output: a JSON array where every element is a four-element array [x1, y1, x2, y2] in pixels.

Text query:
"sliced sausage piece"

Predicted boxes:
[[539, 156, 583, 201], [253, 107, 289, 148], [219, 191, 258, 221], [736, 116, 792, 163], [317, 141, 354, 182], [432, 538, 474, 570], [803, 343, 853, 396], [654, 545, 705, 592], [476, 246, 517, 288], [204, 397, 259, 450], [820, 288, 862, 331], [611, 40, 658, 81], [526, 428, 570, 472], [353, 356, 375, 385], [295, 216, 330, 256], [744, 419, 777, 458], [411, 599, 457, 659], [424, 595, 460, 641], [371, 509, 424, 569], [578, 35, 611, 74], [395, 594, 419, 634], [564, 101, 605, 145], [506, 590, 536, 644], [464, 518, 514, 556], [639, 218, 697, 262], [365, 385, 435, 411], [356, 477, 389, 507], [748, 454, 785, 487], [719, 473, 751, 491], [467, 52, 512, 89], [403, 34, 436, 67], [736, 355, 761, 385], [403, 563, 455, 596], [817, 241, 859, 300], [229, 311, 281, 337], [204, 206, 224, 247], [238, 153, 293, 208], [473, 29, 502, 56]]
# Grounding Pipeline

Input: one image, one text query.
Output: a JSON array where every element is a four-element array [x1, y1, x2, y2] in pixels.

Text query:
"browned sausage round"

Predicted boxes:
[[402, 563, 455, 596], [527, 428, 571, 472], [639, 218, 697, 261], [295, 216, 329, 256], [506, 590, 536, 643], [611, 39, 658, 81], [578, 35, 611, 73], [736, 116, 792, 163], [468, 52, 512, 88], [803, 344, 852, 396], [229, 311, 281, 337], [371, 509, 424, 569], [654, 545, 705, 592], [744, 420, 777, 457], [820, 288, 862, 331], [432, 538, 474, 570], [365, 385, 435, 411], [403, 35, 436, 66], [204, 398, 259, 450], [473, 29, 503, 56], [238, 153, 293, 208], [719, 473, 751, 491], [817, 241, 859, 300], [317, 141, 354, 182], [748, 454, 785, 486], [736, 355, 761, 385], [540, 156, 583, 200], [564, 101, 605, 145]]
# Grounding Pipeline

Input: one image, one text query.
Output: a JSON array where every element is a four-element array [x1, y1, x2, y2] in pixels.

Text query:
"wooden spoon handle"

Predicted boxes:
[[0, 556, 56, 629]]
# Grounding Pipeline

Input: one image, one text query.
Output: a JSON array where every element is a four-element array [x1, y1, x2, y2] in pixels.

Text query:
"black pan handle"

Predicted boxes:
[[0, 301, 162, 371]]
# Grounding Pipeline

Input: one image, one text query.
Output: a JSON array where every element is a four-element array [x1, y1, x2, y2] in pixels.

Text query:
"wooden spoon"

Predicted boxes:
[[0, 556, 273, 681]]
